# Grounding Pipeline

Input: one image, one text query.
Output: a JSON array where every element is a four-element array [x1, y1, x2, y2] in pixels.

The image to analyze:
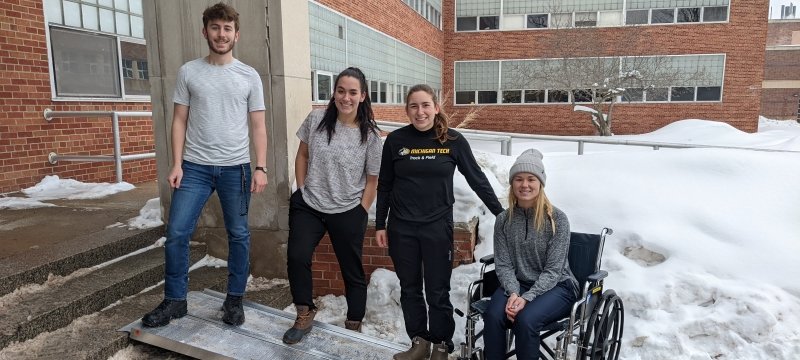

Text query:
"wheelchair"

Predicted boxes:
[[457, 228, 624, 360]]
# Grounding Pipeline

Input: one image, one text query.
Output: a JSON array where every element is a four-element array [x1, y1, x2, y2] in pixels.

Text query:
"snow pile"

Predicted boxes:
[[0, 197, 57, 210], [22, 175, 134, 200], [126, 198, 163, 229], [309, 118, 800, 359]]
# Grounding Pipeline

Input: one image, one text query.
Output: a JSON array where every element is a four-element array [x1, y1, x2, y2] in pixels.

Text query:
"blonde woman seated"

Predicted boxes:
[[484, 149, 579, 360]]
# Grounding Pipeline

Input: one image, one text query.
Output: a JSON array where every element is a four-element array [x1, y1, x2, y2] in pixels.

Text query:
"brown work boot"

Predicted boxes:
[[344, 320, 362, 332], [392, 336, 431, 360], [429, 342, 448, 360], [282, 305, 317, 344]]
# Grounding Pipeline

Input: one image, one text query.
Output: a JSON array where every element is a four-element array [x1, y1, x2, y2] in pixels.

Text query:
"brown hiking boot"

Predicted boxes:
[[344, 320, 362, 332], [392, 336, 431, 360], [282, 305, 317, 344], [429, 342, 448, 360]]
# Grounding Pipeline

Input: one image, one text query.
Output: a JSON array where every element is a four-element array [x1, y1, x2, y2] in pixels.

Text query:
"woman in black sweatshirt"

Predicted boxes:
[[375, 84, 504, 360]]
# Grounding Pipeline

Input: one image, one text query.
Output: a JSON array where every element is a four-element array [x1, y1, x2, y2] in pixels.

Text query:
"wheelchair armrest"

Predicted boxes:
[[587, 270, 608, 282], [479, 254, 495, 264]]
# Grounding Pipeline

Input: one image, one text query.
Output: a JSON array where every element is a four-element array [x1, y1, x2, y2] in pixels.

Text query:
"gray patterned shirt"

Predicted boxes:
[[297, 109, 382, 213]]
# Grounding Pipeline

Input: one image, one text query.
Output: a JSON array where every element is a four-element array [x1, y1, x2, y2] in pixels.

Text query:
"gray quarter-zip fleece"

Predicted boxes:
[[493, 206, 577, 302]]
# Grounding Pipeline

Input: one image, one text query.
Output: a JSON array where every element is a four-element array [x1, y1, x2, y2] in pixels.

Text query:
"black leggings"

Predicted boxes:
[[388, 213, 455, 351], [286, 189, 368, 321]]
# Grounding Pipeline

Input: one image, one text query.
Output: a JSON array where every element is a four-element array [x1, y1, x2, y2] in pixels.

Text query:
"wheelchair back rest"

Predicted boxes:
[[480, 269, 500, 299], [568, 232, 603, 287]]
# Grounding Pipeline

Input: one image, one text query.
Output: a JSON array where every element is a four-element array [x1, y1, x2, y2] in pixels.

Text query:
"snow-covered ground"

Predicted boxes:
[[308, 117, 800, 359]]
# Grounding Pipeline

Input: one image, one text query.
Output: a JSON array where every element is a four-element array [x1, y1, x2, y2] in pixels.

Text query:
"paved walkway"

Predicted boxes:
[[0, 181, 159, 259]]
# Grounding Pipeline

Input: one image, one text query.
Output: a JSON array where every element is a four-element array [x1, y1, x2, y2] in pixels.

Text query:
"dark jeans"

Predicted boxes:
[[484, 281, 578, 360], [388, 213, 455, 352], [286, 189, 368, 321], [164, 160, 252, 300]]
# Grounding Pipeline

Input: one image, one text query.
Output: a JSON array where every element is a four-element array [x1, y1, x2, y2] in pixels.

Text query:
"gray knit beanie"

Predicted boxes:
[[509, 149, 546, 186]]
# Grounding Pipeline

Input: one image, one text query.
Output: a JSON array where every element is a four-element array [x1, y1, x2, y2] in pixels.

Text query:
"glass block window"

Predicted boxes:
[[504, 0, 624, 15], [309, 2, 347, 74], [347, 21, 396, 84], [456, 0, 501, 17], [627, 0, 729, 10], [455, 61, 500, 91]]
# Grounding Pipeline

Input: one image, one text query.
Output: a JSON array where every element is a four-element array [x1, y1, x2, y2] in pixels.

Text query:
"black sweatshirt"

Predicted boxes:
[[375, 125, 504, 230]]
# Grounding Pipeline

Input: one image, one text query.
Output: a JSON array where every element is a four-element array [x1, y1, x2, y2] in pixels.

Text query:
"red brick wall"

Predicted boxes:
[[0, 0, 156, 194], [312, 222, 477, 297], [764, 49, 800, 80], [761, 88, 800, 119], [766, 20, 800, 46], [441, 0, 769, 135]]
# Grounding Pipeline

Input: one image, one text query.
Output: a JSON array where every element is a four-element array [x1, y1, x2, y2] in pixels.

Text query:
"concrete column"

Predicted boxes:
[[144, 0, 310, 278]]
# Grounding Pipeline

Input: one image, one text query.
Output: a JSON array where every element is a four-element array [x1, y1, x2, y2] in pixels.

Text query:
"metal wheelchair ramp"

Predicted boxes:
[[120, 289, 406, 359]]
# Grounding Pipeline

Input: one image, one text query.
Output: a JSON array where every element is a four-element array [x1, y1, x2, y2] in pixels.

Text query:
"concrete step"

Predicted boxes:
[[0, 226, 165, 298], [0, 264, 292, 360], [0, 243, 204, 350]]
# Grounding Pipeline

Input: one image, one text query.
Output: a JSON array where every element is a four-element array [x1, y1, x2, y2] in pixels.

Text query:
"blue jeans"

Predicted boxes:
[[164, 160, 252, 300], [483, 281, 578, 360]]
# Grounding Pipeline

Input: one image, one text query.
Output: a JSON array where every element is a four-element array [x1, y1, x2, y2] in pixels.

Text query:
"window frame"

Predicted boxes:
[[313, 70, 334, 103], [47, 24, 152, 102]]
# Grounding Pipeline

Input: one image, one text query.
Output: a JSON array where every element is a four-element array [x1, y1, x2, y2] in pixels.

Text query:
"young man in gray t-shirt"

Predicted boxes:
[[142, 2, 267, 328]]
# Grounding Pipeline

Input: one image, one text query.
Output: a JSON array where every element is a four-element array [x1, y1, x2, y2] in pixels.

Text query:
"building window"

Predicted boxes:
[[575, 12, 597, 27], [479, 16, 500, 30], [457, 17, 477, 31], [527, 14, 548, 28], [696, 86, 722, 101], [456, 91, 476, 104], [703, 6, 728, 22], [551, 13, 573, 28], [314, 71, 333, 102], [548, 90, 570, 103], [477, 91, 498, 104], [598, 11, 623, 27], [502, 90, 522, 103], [646, 88, 669, 102], [45, 0, 148, 99], [370, 80, 379, 103], [670, 87, 695, 101], [651, 8, 675, 24], [623, 88, 644, 102], [50, 27, 121, 98], [677, 8, 701, 23], [573, 89, 593, 103], [626, 9, 649, 25], [524, 90, 545, 103]]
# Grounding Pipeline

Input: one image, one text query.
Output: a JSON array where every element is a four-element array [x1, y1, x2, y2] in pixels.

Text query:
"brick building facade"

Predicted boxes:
[[0, 0, 155, 194], [2, 1, 775, 190], [761, 19, 800, 120], [440, 0, 769, 135]]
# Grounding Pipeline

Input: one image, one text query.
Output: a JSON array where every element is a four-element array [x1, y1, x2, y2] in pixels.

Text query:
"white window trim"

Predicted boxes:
[[45, 24, 150, 102], [312, 70, 334, 103]]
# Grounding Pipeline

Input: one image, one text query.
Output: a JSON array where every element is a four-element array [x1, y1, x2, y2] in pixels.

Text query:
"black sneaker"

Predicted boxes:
[[142, 299, 187, 327], [222, 294, 245, 326]]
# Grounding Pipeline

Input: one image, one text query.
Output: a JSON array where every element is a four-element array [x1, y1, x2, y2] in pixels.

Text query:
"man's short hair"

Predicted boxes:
[[203, 2, 240, 31]]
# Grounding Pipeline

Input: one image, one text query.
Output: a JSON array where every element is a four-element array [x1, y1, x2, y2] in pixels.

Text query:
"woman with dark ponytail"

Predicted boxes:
[[375, 84, 504, 360], [283, 67, 381, 344]]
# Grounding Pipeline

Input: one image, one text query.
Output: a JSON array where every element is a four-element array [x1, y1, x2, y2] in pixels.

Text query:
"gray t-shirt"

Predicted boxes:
[[297, 109, 382, 213], [173, 58, 265, 166]]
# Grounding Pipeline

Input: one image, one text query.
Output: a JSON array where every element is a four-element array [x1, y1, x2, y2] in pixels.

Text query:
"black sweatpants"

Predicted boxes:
[[287, 189, 368, 321], [388, 212, 455, 352]]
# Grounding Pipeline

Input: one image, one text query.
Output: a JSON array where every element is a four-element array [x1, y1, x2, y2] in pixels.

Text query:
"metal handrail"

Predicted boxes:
[[376, 120, 800, 155], [43, 108, 156, 183]]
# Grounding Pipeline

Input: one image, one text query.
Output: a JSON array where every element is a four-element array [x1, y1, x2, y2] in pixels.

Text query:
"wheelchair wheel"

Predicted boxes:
[[578, 290, 624, 360]]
